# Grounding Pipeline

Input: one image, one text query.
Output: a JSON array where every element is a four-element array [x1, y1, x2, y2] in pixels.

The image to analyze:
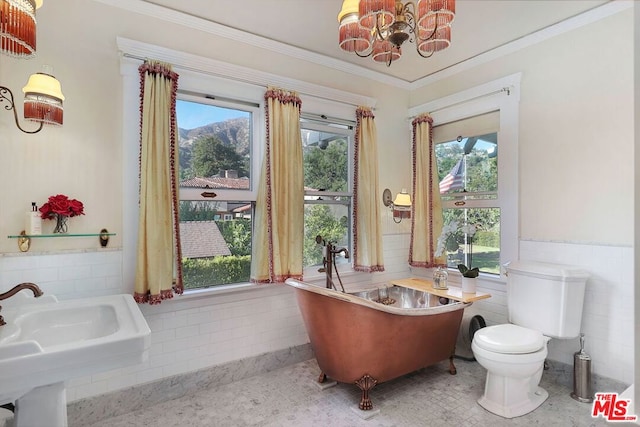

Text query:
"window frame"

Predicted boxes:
[[177, 92, 263, 203], [411, 74, 521, 283], [300, 117, 355, 275], [175, 92, 263, 289]]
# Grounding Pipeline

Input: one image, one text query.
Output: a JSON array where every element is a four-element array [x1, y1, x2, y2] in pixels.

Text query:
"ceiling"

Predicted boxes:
[[140, 0, 610, 84]]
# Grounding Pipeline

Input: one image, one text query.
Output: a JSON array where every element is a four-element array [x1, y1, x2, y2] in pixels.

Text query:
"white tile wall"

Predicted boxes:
[[407, 238, 634, 385], [0, 235, 631, 403], [0, 249, 125, 300], [519, 240, 634, 385]]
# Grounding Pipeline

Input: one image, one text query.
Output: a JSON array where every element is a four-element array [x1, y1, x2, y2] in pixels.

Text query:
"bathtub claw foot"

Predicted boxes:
[[449, 355, 457, 375], [355, 374, 378, 410], [318, 372, 327, 383]]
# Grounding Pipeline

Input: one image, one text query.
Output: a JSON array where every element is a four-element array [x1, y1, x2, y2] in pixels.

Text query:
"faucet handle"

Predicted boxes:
[[318, 268, 326, 273]]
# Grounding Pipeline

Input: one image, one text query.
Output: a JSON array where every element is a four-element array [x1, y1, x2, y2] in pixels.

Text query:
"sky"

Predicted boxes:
[[176, 100, 249, 130]]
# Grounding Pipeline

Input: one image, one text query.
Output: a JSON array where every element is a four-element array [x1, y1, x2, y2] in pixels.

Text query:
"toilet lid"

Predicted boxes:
[[473, 324, 544, 354]]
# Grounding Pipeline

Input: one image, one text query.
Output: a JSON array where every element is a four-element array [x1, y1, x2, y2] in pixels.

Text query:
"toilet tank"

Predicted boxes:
[[506, 260, 589, 339]]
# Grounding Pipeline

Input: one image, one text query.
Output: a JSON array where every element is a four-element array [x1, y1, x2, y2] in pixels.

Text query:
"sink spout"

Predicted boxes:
[[0, 282, 44, 326]]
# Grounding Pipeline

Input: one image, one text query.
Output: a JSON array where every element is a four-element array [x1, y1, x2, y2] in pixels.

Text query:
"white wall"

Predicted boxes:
[[408, 7, 634, 385], [0, 0, 633, 402]]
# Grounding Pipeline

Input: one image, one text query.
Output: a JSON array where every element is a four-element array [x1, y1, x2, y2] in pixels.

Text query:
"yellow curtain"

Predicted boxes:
[[250, 87, 304, 283], [409, 113, 445, 267], [353, 106, 384, 271], [134, 61, 183, 304]]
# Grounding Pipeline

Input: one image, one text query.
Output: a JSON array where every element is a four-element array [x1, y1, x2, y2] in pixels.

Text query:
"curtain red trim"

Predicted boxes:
[[254, 87, 303, 284], [136, 61, 183, 303], [134, 289, 175, 305], [409, 113, 439, 268], [353, 106, 385, 273]]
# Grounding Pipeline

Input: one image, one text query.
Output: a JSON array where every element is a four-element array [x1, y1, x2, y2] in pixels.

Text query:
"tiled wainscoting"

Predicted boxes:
[[518, 240, 634, 384], [0, 235, 632, 423], [0, 234, 414, 405], [0, 249, 125, 300], [424, 239, 634, 385]]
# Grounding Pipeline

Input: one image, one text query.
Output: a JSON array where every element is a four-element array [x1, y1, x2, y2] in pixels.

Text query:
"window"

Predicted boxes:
[[301, 118, 354, 270], [435, 112, 500, 275], [176, 95, 259, 289], [418, 73, 521, 281]]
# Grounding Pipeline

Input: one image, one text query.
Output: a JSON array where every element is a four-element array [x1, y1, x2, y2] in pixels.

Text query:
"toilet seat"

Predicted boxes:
[[474, 324, 544, 354]]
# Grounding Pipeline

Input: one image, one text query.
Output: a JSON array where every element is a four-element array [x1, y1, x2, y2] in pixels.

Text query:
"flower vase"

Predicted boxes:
[[461, 277, 477, 294], [53, 214, 69, 234]]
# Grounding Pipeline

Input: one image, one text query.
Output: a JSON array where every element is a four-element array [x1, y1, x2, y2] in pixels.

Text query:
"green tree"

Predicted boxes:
[[303, 205, 348, 267], [192, 135, 248, 177], [303, 139, 348, 191], [217, 219, 251, 256], [179, 146, 194, 180], [179, 201, 218, 221]]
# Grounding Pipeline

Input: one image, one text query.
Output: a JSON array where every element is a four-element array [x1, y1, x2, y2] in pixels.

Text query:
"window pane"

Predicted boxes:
[[442, 208, 500, 275], [303, 204, 349, 268], [436, 133, 498, 197], [176, 99, 251, 190], [302, 129, 348, 192], [179, 200, 252, 289]]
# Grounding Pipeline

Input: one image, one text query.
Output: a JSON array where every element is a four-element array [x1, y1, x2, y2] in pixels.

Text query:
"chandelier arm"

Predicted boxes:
[[415, 44, 436, 59], [0, 86, 44, 134], [354, 48, 374, 58], [374, 15, 386, 42]]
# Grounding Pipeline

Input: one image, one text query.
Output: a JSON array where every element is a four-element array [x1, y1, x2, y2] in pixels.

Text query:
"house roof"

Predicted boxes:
[[179, 221, 231, 258], [180, 176, 250, 190]]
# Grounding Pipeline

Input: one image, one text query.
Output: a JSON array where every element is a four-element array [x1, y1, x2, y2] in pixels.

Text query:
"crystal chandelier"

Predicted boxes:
[[338, 0, 455, 66], [0, 0, 44, 58]]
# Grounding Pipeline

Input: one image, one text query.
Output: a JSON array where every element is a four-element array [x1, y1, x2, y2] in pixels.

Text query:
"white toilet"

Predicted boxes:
[[471, 260, 589, 419]]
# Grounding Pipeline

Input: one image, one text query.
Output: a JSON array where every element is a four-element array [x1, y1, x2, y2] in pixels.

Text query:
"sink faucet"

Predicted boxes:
[[0, 283, 44, 326]]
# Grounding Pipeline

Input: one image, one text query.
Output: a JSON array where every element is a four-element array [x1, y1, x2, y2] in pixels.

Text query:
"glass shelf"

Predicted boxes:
[[8, 233, 115, 238], [7, 229, 115, 252]]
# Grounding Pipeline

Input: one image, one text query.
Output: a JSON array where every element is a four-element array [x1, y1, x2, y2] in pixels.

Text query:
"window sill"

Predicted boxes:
[[180, 281, 287, 299]]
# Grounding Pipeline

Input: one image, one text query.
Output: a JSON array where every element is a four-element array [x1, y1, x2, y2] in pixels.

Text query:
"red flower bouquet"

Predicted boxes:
[[39, 194, 85, 219]]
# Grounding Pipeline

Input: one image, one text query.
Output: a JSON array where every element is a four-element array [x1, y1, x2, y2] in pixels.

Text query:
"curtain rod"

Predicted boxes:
[[121, 52, 372, 111], [409, 87, 512, 120]]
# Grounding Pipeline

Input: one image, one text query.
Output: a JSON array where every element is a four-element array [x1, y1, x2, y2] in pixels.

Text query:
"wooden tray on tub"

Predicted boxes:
[[390, 278, 491, 303]]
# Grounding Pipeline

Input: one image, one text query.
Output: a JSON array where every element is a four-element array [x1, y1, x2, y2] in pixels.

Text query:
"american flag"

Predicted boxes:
[[439, 158, 465, 194]]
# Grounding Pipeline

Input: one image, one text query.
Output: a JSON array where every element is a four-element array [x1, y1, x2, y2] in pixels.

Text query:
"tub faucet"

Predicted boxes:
[[316, 236, 349, 292], [0, 283, 44, 326]]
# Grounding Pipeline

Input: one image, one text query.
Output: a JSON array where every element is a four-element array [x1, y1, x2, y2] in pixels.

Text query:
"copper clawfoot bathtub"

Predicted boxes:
[[285, 279, 469, 410]]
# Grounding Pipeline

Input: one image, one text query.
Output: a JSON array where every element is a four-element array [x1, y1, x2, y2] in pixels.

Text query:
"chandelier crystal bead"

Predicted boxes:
[[0, 0, 43, 58]]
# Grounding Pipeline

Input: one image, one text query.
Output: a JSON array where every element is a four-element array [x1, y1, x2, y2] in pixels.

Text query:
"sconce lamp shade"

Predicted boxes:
[[22, 71, 64, 125], [0, 0, 44, 58], [393, 190, 411, 207]]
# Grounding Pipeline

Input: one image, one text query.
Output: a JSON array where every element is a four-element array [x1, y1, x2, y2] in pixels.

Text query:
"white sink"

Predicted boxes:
[[0, 293, 151, 426]]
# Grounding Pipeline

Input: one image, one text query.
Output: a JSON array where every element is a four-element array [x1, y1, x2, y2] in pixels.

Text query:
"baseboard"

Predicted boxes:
[[67, 343, 313, 426]]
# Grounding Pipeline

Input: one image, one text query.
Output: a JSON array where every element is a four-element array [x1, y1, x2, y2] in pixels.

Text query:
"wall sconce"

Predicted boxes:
[[0, 70, 65, 134], [382, 188, 412, 223]]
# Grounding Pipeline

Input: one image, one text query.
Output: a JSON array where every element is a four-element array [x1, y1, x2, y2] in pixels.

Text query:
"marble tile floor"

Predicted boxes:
[[75, 357, 629, 427]]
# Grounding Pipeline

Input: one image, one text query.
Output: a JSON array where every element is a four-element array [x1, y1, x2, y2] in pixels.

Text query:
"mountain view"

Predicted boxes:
[[178, 117, 250, 154], [178, 117, 250, 179]]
